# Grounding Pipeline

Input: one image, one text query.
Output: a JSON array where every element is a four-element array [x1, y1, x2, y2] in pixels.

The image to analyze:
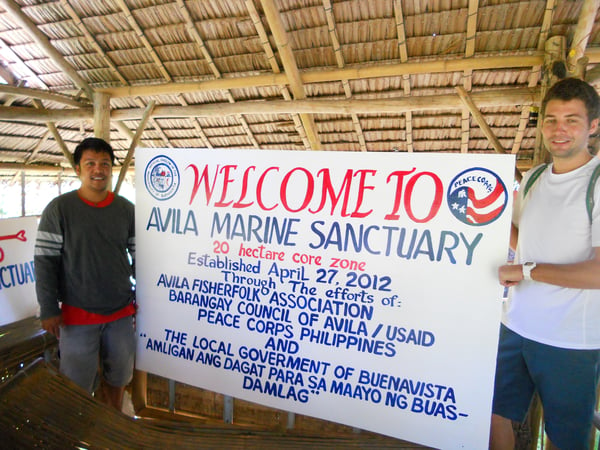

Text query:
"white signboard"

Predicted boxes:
[[135, 148, 514, 449], [0, 216, 38, 325]]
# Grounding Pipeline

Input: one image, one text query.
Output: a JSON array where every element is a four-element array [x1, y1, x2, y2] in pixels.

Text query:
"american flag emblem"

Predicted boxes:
[[447, 168, 508, 226]]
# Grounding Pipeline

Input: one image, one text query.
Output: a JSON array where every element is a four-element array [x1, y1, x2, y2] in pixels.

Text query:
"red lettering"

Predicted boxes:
[[310, 169, 353, 216], [232, 166, 256, 208], [281, 168, 314, 213], [238, 242, 285, 261], [404, 171, 443, 223], [186, 164, 220, 205], [384, 168, 416, 220], [292, 253, 322, 265], [350, 169, 376, 218], [214, 165, 238, 207], [257, 166, 279, 211], [186, 163, 429, 221]]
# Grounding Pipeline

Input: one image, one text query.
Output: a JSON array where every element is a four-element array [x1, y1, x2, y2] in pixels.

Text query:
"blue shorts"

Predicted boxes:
[[59, 315, 136, 393], [492, 324, 600, 450]]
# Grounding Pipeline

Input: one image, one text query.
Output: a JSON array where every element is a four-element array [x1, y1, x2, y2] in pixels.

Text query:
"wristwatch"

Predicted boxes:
[[522, 262, 537, 280]]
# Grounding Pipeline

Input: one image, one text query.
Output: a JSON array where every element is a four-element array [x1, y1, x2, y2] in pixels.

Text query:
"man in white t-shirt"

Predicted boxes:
[[491, 78, 600, 450]]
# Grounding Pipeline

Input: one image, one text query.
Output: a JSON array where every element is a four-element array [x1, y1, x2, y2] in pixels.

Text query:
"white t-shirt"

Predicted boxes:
[[503, 157, 600, 349]]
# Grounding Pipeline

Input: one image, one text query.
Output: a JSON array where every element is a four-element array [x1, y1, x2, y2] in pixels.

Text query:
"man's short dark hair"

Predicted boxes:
[[541, 77, 600, 123], [73, 137, 115, 166]]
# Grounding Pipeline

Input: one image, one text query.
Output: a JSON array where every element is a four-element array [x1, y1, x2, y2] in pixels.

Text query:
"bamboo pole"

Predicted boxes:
[[0, 87, 540, 122], [0, 106, 93, 121], [260, 0, 321, 150], [0, 162, 132, 175], [455, 86, 523, 182], [96, 54, 546, 99], [0, 85, 89, 108], [110, 88, 538, 119], [566, 0, 600, 72], [114, 101, 155, 194], [32, 99, 76, 171]]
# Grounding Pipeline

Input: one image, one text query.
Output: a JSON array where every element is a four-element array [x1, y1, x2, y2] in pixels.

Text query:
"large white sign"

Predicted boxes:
[[0, 216, 38, 325], [135, 148, 514, 449]]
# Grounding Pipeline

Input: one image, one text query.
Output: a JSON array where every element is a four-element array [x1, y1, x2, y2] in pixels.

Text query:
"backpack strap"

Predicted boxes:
[[585, 163, 600, 224], [523, 163, 548, 198]]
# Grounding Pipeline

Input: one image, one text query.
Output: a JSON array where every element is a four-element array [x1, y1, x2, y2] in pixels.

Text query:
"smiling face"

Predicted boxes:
[[76, 149, 113, 199], [541, 98, 599, 171]]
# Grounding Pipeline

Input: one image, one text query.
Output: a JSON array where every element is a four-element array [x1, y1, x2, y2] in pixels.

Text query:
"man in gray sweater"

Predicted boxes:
[[35, 137, 136, 411]]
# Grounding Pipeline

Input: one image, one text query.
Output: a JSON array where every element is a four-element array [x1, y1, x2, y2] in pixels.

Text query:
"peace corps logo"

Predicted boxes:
[[144, 155, 180, 201], [447, 167, 508, 226]]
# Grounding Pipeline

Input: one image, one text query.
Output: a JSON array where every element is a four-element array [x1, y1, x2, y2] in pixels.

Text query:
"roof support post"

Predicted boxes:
[[94, 92, 111, 143]]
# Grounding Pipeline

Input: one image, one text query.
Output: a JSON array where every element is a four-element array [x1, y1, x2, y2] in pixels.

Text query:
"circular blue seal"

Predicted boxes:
[[447, 167, 508, 226], [144, 155, 180, 201]]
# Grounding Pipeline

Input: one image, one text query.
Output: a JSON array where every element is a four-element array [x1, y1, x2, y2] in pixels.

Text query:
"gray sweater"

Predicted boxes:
[[34, 190, 135, 320]]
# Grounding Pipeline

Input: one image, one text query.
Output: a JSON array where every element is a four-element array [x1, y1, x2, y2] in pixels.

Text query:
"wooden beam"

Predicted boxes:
[[115, 101, 155, 194], [32, 99, 76, 171], [0, 64, 16, 85], [112, 87, 539, 119], [260, 0, 321, 150], [0, 0, 93, 99], [324, 0, 367, 151], [0, 85, 89, 108], [245, 0, 311, 150], [46, 122, 76, 171], [114, 121, 135, 141], [511, 107, 531, 155], [567, 0, 600, 72], [460, 0, 479, 154], [456, 86, 522, 182], [393, 0, 413, 153], [0, 106, 93, 121], [0, 162, 71, 173], [0, 87, 540, 122], [0, 162, 133, 175], [96, 53, 547, 99], [455, 87, 505, 154], [24, 128, 52, 164], [465, 0, 478, 59], [133, 97, 171, 147]]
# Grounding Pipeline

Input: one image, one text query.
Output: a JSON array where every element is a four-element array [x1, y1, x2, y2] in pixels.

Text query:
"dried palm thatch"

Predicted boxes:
[[0, 316, 56, 379], [0, 359, 428, 449], [0, 0, 598, 183]]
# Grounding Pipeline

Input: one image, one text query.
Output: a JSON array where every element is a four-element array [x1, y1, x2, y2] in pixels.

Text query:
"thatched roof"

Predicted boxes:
[[0, 0, 599, 181]]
